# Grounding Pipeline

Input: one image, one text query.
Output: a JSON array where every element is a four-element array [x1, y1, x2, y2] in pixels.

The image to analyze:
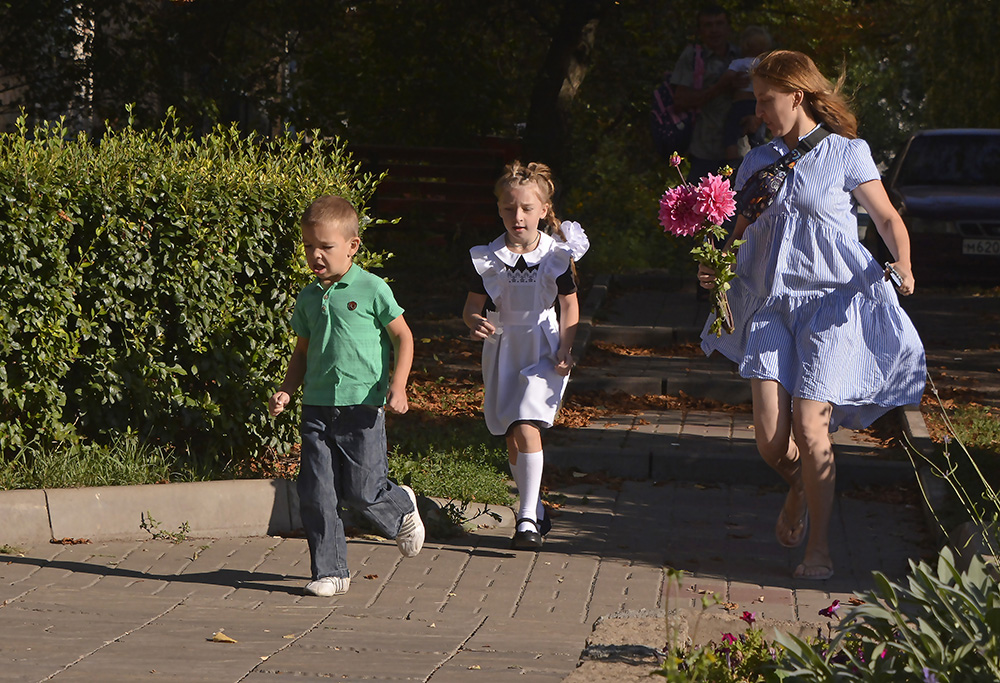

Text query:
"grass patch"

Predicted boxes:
[[927, 402, 1000, 452], [379, 367, 512, 506], [0, 432, 208, 490], [389, 443, 512, 506]]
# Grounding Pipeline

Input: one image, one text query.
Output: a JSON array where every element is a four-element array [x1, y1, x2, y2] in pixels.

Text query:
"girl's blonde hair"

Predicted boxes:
[[494, 160, 564, 238], [751, 50, 858, 139]]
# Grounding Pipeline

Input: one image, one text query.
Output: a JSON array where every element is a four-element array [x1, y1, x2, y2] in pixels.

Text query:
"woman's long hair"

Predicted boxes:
[[751, 50, 858, 139]]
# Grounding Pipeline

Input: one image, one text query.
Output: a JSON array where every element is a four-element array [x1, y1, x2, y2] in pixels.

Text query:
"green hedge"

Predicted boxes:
[[0, 108, 384, 469]]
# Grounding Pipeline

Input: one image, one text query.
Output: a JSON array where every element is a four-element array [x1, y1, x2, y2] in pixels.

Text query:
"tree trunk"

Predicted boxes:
[[522, 0, 606, 175]]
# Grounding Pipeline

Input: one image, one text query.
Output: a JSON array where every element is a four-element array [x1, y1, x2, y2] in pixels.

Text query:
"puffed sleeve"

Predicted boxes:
[[843, 138, 880, 192], [557, 221, 589, 261]]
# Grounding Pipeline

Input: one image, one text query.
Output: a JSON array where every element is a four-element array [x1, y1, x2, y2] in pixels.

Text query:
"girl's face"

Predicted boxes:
[[498, 183, 549, 247], [753, 76, 803, 141]]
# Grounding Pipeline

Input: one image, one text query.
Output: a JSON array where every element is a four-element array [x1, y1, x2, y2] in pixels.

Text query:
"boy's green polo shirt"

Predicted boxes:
[[291, 264, 403, 407]]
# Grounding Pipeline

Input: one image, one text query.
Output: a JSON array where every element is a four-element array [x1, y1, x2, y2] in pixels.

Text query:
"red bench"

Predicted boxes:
[[350, 139, 522, 240]]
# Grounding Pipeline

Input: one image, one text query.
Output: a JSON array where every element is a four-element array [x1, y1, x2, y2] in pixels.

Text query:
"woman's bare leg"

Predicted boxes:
[[751, 379, 807, 547], [791, 397, 836, 578]]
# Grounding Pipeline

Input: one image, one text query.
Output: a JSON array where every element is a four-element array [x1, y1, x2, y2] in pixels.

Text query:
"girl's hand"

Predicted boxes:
[[469, 314, 496, 341], [555, 349, 574, 376], [697, 263, 717, 289]]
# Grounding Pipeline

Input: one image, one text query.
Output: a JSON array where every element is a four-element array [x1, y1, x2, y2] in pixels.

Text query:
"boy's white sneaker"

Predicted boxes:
[[396, 485, 425, 558], [304, 576, 350, 597]]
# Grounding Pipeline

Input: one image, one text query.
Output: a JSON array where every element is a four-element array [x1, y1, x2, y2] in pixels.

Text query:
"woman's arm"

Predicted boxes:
[[853, 179, 915, 295]]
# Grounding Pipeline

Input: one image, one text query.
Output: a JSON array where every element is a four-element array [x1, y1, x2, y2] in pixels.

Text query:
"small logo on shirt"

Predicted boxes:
[[347, 301, 357, 311]]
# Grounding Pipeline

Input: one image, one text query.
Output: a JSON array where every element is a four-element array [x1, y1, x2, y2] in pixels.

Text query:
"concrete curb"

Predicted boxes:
[[0, 479, 513, 547]]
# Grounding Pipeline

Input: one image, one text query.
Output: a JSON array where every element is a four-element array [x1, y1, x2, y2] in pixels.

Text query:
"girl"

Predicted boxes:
[[463, 161, 589, 550], [698, 51, 926, 580]]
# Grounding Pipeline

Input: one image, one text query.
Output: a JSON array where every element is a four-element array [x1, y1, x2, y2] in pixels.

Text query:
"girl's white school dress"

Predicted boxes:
[[470, 223, 589, 435]]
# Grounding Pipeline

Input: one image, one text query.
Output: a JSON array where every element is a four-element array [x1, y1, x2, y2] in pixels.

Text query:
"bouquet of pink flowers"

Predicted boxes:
[[658, 153, 743, 336]]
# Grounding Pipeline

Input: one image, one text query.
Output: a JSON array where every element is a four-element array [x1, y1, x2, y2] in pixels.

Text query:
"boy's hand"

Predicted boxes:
[[269, 391, 291, 417], [386, 386, 409, 414]]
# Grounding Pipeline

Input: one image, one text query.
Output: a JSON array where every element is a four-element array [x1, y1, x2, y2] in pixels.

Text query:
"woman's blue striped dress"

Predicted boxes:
[[701, 131, 926, 431]]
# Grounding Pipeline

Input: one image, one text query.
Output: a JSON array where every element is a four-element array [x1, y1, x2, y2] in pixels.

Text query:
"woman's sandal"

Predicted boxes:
[[775, 488, 808, 549], [511, 518, 543, 550], [793, 562, 834, 581]]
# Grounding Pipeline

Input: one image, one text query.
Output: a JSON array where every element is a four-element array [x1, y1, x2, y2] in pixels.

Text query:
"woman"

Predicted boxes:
[[698, 51, 925, 580]]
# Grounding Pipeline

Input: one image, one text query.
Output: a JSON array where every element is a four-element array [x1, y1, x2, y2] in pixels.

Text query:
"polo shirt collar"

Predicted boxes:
[[310, 262, 360, 290]]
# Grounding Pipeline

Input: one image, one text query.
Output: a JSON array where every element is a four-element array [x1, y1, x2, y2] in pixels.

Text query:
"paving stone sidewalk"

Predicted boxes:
[[0, 272, 935, 682], [0, 474, 928, 682]]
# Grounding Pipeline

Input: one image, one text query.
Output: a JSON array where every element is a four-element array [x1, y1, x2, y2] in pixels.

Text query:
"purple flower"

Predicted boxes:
[[818, 599, 841, 619], [740, 611, 756, 626], [923, 668, 939, 683], [669, 152, 682, 168], [721, 632, 737, 644]]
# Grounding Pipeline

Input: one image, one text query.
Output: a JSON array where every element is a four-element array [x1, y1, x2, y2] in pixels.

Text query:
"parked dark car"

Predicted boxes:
[[865, 129, 1000, 285]]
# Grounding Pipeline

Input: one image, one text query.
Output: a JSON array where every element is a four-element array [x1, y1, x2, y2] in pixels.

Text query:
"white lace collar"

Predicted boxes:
[[489, 231, 555, 268]]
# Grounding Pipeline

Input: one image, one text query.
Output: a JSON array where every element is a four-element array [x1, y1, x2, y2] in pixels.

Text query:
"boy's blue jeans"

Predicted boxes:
[[298, 404, 414, 580]]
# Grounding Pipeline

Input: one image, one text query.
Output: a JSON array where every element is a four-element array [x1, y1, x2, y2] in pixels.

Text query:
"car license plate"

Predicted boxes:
[[962, 238, 1000, 256]]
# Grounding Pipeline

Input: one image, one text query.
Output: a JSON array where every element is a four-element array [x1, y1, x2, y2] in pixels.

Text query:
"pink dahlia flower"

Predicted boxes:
[[658, 184, 703, 238], [694, 173, 736, 226]]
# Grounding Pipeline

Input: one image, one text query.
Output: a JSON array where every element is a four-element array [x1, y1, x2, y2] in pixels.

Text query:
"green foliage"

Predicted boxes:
[[140, 511, 191, 543], [775, 548, 1000, 682], [656, 625, 783, 682], [913, 373, 1000, 558], [656, 568, 787, 682], [0, 108, 384, 477]]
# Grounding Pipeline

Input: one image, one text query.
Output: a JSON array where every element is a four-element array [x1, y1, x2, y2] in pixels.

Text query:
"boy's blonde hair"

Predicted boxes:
[[301, 195, 360, 238], [740, 25, 772, 58], [494, 160, 561, 235]]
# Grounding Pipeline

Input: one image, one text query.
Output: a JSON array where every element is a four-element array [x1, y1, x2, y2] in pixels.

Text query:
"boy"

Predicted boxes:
[[269, 195, 424, 597]]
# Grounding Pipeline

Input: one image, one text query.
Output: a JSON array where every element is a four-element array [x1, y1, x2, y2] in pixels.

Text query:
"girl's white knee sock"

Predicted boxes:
[[513, 450, 544, 533]]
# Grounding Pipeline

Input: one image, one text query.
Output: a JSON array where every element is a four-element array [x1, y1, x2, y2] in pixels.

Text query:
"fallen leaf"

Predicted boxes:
[[722, 602, 739, 611], [210, 631, 238, 643], [50, 537, 91, 545], [364, 574, 378, 580], [848, 597, 865, 606], [468, 665, 481, 670], [283, 634, 296, 639]]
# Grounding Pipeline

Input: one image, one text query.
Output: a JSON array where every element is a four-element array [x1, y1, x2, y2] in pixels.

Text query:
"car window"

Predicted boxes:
[[896, 134, 1000, 187]]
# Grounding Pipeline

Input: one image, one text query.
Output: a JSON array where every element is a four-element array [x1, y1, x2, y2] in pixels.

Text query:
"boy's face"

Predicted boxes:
[[302, 220, 360, 287]]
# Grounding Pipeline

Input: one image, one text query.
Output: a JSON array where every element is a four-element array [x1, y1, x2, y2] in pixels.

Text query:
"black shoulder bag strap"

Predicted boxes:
[[735, 125, 832, 222]]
